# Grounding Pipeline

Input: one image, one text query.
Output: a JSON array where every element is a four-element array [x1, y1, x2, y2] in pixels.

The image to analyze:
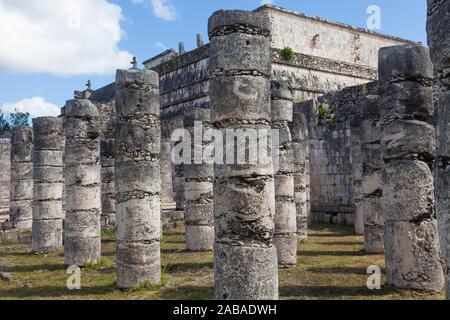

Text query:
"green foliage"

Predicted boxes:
[[83, 257, 108, 270], [0, 113, 11, 132], [0, 108, 31, 132], [317, 107, 330, 120], [281, 46, 294, 60], [362, 83, 367, 97]]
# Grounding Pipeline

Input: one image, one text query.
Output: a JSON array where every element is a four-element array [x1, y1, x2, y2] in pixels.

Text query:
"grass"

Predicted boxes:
[[0, 223, 445, 300]]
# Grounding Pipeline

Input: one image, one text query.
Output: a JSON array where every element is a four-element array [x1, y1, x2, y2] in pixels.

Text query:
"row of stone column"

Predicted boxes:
[[379, 45, 443, 292], [427, 0, 449, 299]]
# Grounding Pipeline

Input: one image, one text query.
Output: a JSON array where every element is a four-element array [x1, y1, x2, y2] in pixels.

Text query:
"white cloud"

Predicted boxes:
[[155, 42, 168, 50], [0, 0, 133, 76], [151, 0, 177, 21], [260, 0, 274, 5], [1, 97, 61, 118]]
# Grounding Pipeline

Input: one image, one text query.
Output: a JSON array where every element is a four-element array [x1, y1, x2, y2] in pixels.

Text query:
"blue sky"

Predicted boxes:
[[0, 0, 428, 118]]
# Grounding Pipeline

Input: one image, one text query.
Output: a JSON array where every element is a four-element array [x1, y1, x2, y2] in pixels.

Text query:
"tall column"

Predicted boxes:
[[350, 105, 364, 235], [0, 138, 10, 216], [10, 126, 33, 230], [32, 117, 64, 252], [115, 68, 161, 288], [64, 99, 101, 266], [359, 96, 384, 253], [379, 45, 444, 292], [209, 9, 278, 300], [427, 0, 450, 300], [160, 138, 174, 204], [100, 138, 116, 230], [291, 101, 312, 241], [184, 107, 214, 251], [174, 160, 185, 210], [271, 81, 297, 266]]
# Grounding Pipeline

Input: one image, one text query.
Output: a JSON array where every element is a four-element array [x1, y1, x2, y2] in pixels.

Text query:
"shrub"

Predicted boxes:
[[281, 46, 294, 60]]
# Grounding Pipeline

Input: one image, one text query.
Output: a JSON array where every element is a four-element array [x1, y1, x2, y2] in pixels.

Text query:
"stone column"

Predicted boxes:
[[291, 100, 312, 241], [115, 68, 161, 288], [174, 160, 185, 210], [10, 126, 33, 230], [0, 138, 10, 216], [209, 10, 278, 300], [160, 138, 174, 204], [358, 96, 384, 253], [272, 81, 297, 266], [100, 138, 115, 230], [31, 117, 64, 252], [427, 0, 449, 299], [64, 99, 101, 266], [379, 45, 444, 292], [349, 107, 364, 235], [184, 107, 214, 251]]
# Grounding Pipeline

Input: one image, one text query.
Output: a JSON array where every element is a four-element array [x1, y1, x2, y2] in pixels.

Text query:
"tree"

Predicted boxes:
[[0, 108, 30, 132]]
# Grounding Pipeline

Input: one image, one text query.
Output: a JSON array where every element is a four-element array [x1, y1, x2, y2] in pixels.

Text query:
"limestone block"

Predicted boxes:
[[437, 91, 450, 157], [115, 161, 161, 194], [115, 88, 160, 117], [364, 225, 384, 254], [185, 226, 214, 251], [31, 219, 63, 253], [382, 161, 434, 223], [381, 120, 436, 161], [9, 200, 32, 221], [275, 175, 294, 198], [384, 220, 444, 292], [64, 211, 101, 238], [208, 10, 271, 37], [274, 201, 296, 234], [379, 82, 434, 121], [32, 201, 63, 220], [273, 234, 297, 266], [362, 171, 381, 196], [210, 76, 271, 123], [378, 45, 433, 80], [271, 100, 293, 123], [115, 196, 161, 241], [32, 150, 63, 167], [64, 237, 101, 266], [65, 185, 101, 212], [214, 177, 275, 244], [214, 243, 278, 300]]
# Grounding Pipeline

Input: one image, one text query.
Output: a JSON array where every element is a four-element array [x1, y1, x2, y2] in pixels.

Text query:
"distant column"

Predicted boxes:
[[10, 126, 33, 230], [100, 138, 116, 230], [64, 99, 101, 266], [272, 81, 297, 266], [209, 9, 278, 300], [197, 34, 204, 47], [32, 117, 64, 252], [184, 107, 214, 251], [427, 0, 450, 299], [115, 68, 161, 288], [291, 101, 312, 241], [379, 45, 443, 292], [358, 96, 384, 253], [179, 42, 185, 55]]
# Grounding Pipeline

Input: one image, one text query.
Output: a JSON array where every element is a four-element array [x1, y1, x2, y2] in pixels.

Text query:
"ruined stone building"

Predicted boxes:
[[78, 4, 416, 225]]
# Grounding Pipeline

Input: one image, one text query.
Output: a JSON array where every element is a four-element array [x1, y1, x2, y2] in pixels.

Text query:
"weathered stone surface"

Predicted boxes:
[[382, 161, 434, 223], [209, 10, 277, 300], [10, 126, 33, 230], [210, 76, 271, 123], [381, 120, 436, 161], [32, 117, 63, 253], [379, 82, 434, 122], [426, 0, 450, 72], [214, 243, 278, 300], [64, 100, 101, 265], [185, 226, 214, 252], [384, 220, 444, 292], [436, 91, 450, 158], [361, 198, 384, 253], [378, 45, 433, 80], [115, 68, 161, 288]]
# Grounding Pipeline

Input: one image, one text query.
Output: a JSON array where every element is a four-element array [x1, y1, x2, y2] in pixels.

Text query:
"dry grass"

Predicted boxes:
[[0, 223, 445, 300]]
